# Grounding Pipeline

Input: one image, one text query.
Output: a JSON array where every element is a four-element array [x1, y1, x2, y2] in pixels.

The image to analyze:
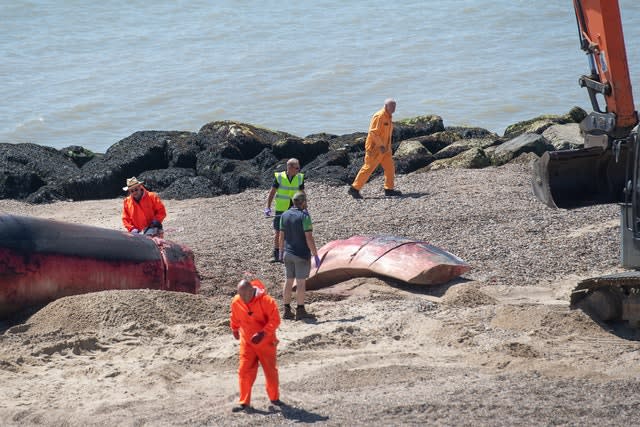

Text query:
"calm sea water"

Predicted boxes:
[[2, 1, 639, 153]]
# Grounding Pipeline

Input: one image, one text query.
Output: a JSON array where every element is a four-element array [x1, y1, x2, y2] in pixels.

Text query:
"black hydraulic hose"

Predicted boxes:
[[574, 0, 588, 51], [573, 0, 598, 77]]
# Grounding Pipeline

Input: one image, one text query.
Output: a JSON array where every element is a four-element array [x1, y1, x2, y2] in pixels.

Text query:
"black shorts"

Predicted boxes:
[[273, 211, 284, 231]]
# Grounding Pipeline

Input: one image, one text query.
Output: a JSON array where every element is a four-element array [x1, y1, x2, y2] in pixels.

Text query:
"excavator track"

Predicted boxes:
[[571, 271, 640, 327]]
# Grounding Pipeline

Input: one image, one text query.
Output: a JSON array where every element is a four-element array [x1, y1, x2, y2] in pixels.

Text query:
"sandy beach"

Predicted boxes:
[[1, 162, 639, 426]]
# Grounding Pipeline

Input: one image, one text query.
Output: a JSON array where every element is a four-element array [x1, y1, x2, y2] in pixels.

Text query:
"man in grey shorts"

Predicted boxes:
[[278, 192, 321, 320]]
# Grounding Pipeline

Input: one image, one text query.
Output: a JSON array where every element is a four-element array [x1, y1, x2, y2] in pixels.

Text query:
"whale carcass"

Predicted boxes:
[[0, 214, 200, 318], [306, 235, 470, 290]]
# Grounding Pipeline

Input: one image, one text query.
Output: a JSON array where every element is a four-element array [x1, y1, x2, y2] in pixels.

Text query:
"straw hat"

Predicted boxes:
[[123, 177, 144, 192]]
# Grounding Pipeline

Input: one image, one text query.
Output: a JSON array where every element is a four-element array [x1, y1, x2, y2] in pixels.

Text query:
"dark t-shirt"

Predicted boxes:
[[280, 207, 313, 258]]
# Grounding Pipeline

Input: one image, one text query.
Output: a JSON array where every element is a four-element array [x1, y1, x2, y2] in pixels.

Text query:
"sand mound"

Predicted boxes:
[[490, 304, 604, 337], [441, 283, 497, 307], [23, 289, 221, 335]]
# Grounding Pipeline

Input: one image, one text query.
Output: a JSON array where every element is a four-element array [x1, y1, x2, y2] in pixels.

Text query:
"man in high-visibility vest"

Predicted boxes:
[[349, 98, 402, 199], [230, 278, 282, 412], [265, 158, 305, 262]]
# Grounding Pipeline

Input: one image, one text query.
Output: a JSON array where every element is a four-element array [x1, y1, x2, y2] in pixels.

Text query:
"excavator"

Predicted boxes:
[[532, 0, 640, 326]]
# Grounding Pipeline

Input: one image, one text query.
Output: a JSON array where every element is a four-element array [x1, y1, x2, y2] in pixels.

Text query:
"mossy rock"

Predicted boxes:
[[424, 147, 490, 171], [503, 106, 587, 139]]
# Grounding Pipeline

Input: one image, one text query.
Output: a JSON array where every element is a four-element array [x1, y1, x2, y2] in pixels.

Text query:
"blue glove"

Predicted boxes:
[[264, 207, 272, 217], [302, 209, 309, 217], [131, 228, 140, 234], [314, 255, 321, 268]]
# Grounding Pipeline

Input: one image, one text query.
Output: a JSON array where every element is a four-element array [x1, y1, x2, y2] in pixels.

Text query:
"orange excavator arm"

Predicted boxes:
[[574, 0, 637, 138], [532, 0, 638, 209], [535, 2, 640, 328]]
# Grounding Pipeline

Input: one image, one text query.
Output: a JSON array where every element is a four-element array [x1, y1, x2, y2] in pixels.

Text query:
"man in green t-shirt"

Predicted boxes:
[[278, 192, 321, 320]]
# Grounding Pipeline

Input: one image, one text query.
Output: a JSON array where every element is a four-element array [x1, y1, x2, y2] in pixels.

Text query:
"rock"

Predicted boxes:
[[305, 132, 368, 152], [404, 131, 460, 155], [491, 133, 554, 166], [252, 148, 281, 172], [272, 136, 330, 164], [393, 139, 435, 174], [160, 176, 223, 200], [503, 106, 587, 139], [445, 126, 498, 139], [61, 145, 99, 168], [425, 147, 491, 171], [509, 152, 540, 166], [196, 150, 275, 194], [25, 184, 68, 203], [433, 137, 500, 160], [64, 131, 177, 201], [194, 121, 294, 160], [165, 132, 198, 168], [0, 143, 79, 200], [542, 123, 584, 150], [338, 133, 369, 153], [138, 168, 197, 192], [393, 115, 445, 141], [303, 149, 355, 186]]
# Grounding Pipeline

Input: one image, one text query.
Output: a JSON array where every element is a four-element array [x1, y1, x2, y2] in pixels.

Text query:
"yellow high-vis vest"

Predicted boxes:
[[274, 171, 304, 212]]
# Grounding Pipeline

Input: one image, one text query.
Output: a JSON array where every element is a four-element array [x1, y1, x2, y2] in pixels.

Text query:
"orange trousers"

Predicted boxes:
[[352, 149, 395, 190], [238, 340, 279, 405]]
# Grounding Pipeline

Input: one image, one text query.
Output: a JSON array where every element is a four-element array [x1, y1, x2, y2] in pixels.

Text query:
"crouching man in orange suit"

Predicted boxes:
[[230, 278, 282, 412]]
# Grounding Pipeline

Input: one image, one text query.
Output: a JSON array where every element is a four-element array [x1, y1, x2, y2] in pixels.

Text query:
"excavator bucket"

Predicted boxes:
[[532, 147, 627, 209]]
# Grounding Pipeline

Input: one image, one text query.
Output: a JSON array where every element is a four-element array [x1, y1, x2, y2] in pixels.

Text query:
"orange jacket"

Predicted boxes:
[[121, 187, 167, 232], [364, 107, 393, 152], [230, 280, 280, 344]]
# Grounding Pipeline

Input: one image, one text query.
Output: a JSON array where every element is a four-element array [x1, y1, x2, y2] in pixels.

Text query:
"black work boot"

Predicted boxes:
[[283, 305, 294, 320], [232, 404, 250, 413], [348, 186, 363, 199], [384, 188, 402, 197], [295, 305, 314, 321], [269, 248, 280, 263]]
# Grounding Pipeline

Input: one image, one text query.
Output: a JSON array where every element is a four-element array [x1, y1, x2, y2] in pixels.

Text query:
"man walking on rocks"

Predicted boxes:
[[265, 158, 304, 262], [349, 98, 402, 199]]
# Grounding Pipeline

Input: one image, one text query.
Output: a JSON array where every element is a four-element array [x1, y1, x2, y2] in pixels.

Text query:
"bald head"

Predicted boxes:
[[237, 279, 255, 303], [384, 98, 396, 115]]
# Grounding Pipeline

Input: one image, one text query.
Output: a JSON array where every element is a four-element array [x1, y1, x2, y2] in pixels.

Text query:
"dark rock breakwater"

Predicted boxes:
[[0, 107, 586, 203]]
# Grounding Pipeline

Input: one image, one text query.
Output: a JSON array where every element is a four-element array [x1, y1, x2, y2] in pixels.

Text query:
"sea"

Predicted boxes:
[[2, 1, 639, 153]]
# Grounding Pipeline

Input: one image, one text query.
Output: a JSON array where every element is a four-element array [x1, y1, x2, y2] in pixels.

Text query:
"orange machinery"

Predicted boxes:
[[533, 1, 640, 327]]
